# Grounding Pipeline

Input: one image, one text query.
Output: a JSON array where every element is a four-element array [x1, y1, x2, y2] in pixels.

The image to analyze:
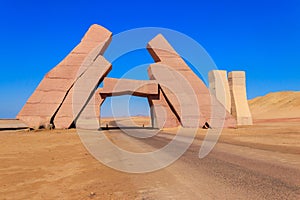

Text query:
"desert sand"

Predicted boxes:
[[0, 91, 300, 199], [249, 91, 300, 119]]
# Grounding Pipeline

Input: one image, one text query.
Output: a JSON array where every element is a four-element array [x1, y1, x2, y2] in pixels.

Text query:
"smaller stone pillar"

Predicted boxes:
[[208, 70, 231, 113], [228, 71, 253, 125]]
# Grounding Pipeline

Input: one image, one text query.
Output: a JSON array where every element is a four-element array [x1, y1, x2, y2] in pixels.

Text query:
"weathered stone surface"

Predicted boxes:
[[18, 27, 243, 130], [101, 78, 158, 98], [54, 55, 112, 129], [228, 71, 253, 125], [94, 76, 181, 129], [94, 88, 105, 123], [148, 88, 181, 129], [148, 63, 202, 128], [0, 119, 29, 130], [17, 24, 112, 128], [75, 88, 106, 130], [209, 70, 231, 112], [97, 78, 160, 129], [147, 34, 236, 128]]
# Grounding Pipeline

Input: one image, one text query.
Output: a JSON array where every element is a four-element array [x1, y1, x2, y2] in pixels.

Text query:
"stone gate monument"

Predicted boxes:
[[17, 24, 253, 129]]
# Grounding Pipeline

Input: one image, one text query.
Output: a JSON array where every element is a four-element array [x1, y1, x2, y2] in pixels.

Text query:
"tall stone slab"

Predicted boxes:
[[148, 64, 201, 128], [75, 88, 106, 130], [228, 71, 253, 125], [54, 55, 112, 129], [147, 34, 236, 128], [94, 88, 105, 125], [148, 89, 181, 129], [208, 70, 231, 112], [76, 88, 105, 130], [17, 24, 112, 129]]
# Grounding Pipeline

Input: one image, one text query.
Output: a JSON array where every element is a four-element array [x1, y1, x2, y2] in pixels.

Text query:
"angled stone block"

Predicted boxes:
[[147, 34, 236, 128], [54, 55, 112, 129], [148, 92, 181, 129], [148, 63, 203, 128], [75, 88, 106, 130], [17, 24, 112, 129]]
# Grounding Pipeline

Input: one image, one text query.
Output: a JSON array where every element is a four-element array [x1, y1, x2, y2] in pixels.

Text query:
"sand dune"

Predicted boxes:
[[249, 91, 300, 119]]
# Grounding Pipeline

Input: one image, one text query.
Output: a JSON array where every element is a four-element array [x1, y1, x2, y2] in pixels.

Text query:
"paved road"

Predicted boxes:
[[77, 128, 300, 199]]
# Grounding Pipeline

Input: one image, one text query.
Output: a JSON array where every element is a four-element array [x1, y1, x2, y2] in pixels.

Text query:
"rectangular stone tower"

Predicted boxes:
[[208, 70, 231, 113], [228, 71, 253, 125]]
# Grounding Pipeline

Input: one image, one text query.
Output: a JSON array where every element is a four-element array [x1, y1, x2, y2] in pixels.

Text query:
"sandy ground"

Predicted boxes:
[[100, 116, 152, 128], [1, 118, 300, 199]]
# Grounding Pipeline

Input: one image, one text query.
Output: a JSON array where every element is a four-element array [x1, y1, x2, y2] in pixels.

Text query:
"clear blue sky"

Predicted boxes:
[[0, 0, 299, 118]]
